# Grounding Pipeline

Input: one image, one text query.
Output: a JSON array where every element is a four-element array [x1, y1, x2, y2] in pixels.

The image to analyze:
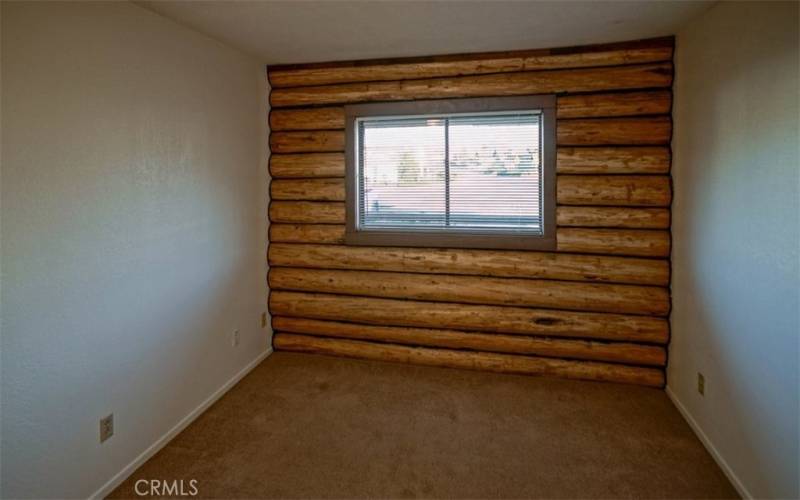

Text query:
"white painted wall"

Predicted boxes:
[[670, 2, 799, 498], [0, 2, 270, 498]]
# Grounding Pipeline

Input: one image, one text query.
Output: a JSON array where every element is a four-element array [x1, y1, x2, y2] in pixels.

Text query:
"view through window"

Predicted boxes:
[[357, 112, 542, 233]]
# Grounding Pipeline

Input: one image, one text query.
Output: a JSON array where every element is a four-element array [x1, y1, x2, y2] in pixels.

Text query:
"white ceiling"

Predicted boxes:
[[137, 1, 714, 66]]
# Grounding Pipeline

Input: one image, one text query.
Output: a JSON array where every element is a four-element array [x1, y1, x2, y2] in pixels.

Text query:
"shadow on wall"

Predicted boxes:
[[671, 2, 799, 497]]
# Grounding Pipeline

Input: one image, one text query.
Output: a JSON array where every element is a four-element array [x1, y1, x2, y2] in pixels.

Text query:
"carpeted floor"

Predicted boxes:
[[110, 352, 737, 499]]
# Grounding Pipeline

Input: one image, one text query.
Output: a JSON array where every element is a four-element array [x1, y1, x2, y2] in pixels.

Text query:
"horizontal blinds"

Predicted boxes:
[[358, 111, 542, 233]]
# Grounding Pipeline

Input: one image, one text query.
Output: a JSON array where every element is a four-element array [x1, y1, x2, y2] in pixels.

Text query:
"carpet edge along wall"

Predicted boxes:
[[265, 37, 673, 387]]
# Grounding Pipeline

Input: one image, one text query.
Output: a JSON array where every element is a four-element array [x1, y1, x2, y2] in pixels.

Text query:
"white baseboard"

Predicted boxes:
[[89, 347, 273, 499], [665, 386, 752, 499]]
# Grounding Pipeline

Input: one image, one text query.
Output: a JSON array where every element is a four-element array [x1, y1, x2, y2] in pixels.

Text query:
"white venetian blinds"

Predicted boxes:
[[356, 111, 543, 234]]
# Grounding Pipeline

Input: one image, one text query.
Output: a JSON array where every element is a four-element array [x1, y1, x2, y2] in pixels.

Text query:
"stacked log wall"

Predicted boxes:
[[266, 37, 674, 386]]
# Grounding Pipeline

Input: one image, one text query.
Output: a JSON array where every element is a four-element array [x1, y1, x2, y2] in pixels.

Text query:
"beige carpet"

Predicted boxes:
[[110, 352, 737, 499]]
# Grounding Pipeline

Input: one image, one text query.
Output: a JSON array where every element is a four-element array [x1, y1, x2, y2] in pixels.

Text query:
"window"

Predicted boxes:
[[344, 96, 556, 250]]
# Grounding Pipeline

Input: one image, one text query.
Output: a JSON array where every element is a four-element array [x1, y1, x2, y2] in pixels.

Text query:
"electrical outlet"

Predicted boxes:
[[261, 312, 267, 328], [100, 414, 114, 443], [232, 329, 240, 347], [697, 372, 705, 396]]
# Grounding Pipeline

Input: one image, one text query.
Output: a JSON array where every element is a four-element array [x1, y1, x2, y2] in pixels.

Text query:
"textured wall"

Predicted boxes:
[[670, 2, 799, 498], [266, 38, 674, 386], [0, 2, 269, 497]]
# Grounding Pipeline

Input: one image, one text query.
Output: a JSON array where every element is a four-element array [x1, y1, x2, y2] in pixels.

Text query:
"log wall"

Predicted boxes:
[[266, 37, 673, 387]]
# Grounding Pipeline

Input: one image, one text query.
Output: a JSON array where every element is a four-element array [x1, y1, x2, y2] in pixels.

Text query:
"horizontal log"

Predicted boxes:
[[557, 117, 671, 146], [270, 291, 669, 343], [270, 201, 345, 224], [269, 176, 670, 205], [268, 243, 669, 286], [268, 267, 669, 315], [273, 317, 667, 366], [268, 91, 672, 132], [557, 175, 671, 206], [271, 119, 669, 154], [270, 224, 346, 244], [269, 148, 670, 178], [269, 224, 671, 257], [269, 202, 669, 228], [269, 153, 345, 178], [270, 107, 345, 131], [557, 90, 671, 119], [271, 178, 345, 201], [272, 334, 665, 387], [268, 39, 673, 87], [270, 62, 673, 107], [270, 131, 345, 154], [557, 228, 670, 257], [556, 147, 670, 174], [556, 206, 670, 229]]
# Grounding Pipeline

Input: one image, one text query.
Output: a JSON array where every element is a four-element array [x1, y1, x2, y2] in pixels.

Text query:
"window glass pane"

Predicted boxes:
[[448, 113, 541, 231], [357, 112, 542, 234], [360, 118, 446, 228]]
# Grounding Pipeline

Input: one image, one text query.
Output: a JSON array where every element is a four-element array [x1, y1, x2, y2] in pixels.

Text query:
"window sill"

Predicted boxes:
[[345, 229, 556, 251]]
